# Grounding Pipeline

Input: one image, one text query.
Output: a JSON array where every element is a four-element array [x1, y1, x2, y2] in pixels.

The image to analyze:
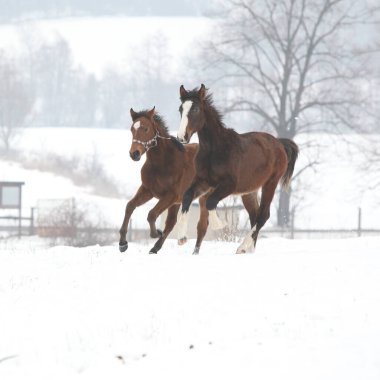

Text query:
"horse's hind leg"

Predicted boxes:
[[239, 191, 260, 253], [236, 178, 279, 254], [241, 191, 259, 228], [119, 185, 153, 252], [193, 195, 209, 255], [149, 204, 180, 254]]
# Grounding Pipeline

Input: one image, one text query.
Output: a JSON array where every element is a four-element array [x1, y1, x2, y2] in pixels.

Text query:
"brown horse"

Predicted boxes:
[[176, 84, 299, 254], [119, 107, 210, 254]]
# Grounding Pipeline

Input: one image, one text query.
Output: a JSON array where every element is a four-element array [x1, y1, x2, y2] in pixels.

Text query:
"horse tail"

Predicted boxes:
[[278, 138, 299, 191]]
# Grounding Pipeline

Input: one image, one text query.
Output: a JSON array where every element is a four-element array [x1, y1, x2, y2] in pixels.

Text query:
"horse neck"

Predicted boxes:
[[198, 106, 226, 150], [146, 136, 176, 165]]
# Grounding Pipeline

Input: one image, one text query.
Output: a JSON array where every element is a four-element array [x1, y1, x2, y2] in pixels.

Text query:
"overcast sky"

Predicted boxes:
[[0, 0, 211, 22]]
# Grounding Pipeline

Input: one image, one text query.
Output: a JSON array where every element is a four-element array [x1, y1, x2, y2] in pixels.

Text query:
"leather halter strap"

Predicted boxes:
[[132, 131, 172, 151]]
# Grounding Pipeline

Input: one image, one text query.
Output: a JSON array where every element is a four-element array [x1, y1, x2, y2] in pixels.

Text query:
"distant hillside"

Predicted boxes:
[[0, 0, 208, 22]]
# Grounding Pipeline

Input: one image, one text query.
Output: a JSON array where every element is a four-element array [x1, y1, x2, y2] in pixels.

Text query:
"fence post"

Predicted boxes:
[[357, 207, 362, 237], [290, 209, 295, 239], [29, 207, 35, 235]]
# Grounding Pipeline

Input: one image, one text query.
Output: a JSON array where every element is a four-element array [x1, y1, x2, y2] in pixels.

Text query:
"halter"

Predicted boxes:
[[132, 131, 172, 151]]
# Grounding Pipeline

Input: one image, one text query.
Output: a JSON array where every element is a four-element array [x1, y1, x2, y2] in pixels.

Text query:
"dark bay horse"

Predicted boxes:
[[176, 84, 299, 254], [119, 107, 210, 254]]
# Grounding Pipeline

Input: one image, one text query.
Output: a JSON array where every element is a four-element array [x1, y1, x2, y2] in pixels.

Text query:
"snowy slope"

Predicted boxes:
[[1, 127, 379, 230], [0, 237, 379, 380]]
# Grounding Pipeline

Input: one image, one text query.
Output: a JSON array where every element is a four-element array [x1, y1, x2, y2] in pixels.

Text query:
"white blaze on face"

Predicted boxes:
[[133, 121, 141, 130], [178, 100, 193, 141]]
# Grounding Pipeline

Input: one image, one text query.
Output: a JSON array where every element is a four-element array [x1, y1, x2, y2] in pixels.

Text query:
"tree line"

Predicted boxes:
[[0, 31, 178, 151], [1, 0, 379, 227]]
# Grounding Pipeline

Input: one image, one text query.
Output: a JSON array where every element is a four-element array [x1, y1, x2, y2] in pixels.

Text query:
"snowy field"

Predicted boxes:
[[1, 127, 380, 230], [1, 236, 380, 380], [1, 13, 380, 380]]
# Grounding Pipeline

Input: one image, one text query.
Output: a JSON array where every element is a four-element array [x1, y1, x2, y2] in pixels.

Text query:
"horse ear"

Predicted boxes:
[[199, 84, 207, 101], [147, 106, 155, 121], [130, 108, 138, 121], [180, 85, 187, 98]]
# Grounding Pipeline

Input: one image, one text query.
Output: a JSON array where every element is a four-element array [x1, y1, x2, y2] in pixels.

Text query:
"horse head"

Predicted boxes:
[[129, 106, 157, 161], [177, 84, 207, 144]]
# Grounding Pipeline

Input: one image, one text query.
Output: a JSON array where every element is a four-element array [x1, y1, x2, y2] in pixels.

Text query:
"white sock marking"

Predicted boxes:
[[178, 100, 192, 141], [236, 227, 255, 254], [209, 210, 226, 230], [177, 211, 189, 239]]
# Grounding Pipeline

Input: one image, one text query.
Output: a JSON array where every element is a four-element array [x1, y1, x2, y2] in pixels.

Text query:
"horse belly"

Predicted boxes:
[[235, 164, 271, 193]]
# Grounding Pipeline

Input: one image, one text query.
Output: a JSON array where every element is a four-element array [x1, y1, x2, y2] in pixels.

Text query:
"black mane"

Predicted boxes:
[[180, 87, 227, 131], [135, 109, 184, 152], [181, 86, 241, 153]]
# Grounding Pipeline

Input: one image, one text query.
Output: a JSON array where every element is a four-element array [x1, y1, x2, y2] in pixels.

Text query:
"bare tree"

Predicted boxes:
[[0, 52, 34, 152], [97, 66, 130, 128], [361, 16, 380, 189], [200, 0, 377, 226], [128, 34, 179, 127]]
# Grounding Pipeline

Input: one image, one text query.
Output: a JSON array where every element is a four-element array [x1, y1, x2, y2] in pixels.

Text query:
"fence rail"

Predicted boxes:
[[3, 225, 378, 241], [0, 209, 35, 238]]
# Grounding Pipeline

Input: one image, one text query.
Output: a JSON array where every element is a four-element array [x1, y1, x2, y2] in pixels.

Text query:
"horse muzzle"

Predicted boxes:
[[177, 134, 189, 144], [130, 150, 141, 161]]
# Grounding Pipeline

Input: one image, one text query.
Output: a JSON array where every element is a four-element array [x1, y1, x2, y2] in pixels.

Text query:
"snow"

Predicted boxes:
[[0, 127, 151, 229], [1, 14, 379, 380], [0, 236, 379, 379]]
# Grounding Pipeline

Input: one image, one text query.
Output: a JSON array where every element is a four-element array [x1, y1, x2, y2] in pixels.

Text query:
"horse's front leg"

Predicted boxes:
[[119, 186, 153, 252], [147, 196, 176, 239], [205, 178, 236, 230], [182, 177, 209, 213], [177, 178, 210, 242]]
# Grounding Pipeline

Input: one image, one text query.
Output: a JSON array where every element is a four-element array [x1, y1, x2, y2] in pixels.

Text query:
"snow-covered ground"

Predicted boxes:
[[0, 237, 379, 380], [1, 14, 379, 380]]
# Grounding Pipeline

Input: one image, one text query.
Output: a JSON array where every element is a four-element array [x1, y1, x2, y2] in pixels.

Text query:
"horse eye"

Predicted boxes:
[[193, 106, 199, 113], [144, 128, 148, 132]]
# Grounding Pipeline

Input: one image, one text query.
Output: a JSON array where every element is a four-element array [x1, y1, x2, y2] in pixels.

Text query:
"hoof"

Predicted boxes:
[[236, 246, 255, 254], [150, 229, 163, 238], [149, 248, 158, 254], [178, 236, 187, 245], [119, 241, 128, 252], [236, 234, 255, 254], [192, 247, 200, 255]]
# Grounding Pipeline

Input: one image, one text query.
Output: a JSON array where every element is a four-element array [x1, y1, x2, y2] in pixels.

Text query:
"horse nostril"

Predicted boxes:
[[130, 150, 141, 161]]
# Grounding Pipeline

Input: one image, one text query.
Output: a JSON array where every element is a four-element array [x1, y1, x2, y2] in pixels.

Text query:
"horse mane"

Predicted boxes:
[[180, 88, 228, 132], [135, 109, 185, 152], [181, 87, 241, 142]]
